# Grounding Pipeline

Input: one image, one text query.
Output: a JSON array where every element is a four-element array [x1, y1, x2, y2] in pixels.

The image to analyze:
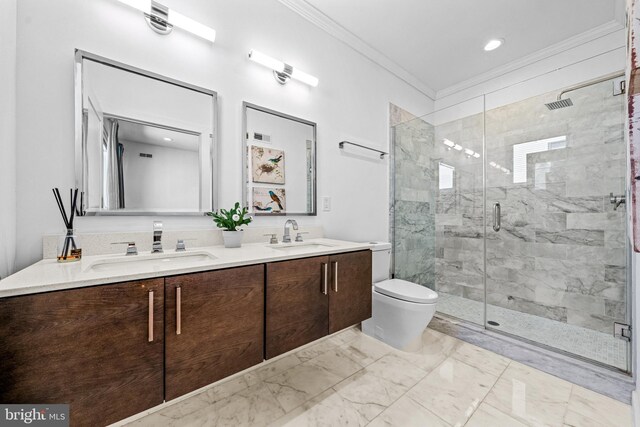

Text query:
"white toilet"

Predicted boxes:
[[362, 242, 438, 351]]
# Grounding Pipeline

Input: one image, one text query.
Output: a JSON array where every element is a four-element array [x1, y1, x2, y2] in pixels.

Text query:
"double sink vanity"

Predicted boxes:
[[0, 234, 373, 426], [0, 49, 362, 426]]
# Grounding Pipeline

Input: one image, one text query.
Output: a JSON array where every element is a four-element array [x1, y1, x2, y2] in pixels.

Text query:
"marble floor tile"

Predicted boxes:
[[268, 388, 368, 427], [332, 352, 430, 421], [339, 333, 393, 367], [405, 357, 498, 426], [484, 361, 572, 426], [329, 327, 361, 346], [125, 327, 631, 427], [367, 395, 449, 427], [465, 402, 527, 427], [393, 328, 463, 372], [294, 337, 340, 363], [306, 347, 362, 380], [265, 353, 353, 413], [451, 342, 511, 377], [190, 381, 285, 427], [254, 354, 303, 381], [563, 385, 632, 427]]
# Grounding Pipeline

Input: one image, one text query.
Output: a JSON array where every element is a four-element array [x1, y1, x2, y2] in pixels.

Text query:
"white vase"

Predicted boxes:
[[222, 230, 243, 248]]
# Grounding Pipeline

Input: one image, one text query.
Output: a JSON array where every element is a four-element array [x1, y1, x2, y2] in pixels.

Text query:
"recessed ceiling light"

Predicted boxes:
[[163, 137, 173, 142], [484, 39, 504, 51]]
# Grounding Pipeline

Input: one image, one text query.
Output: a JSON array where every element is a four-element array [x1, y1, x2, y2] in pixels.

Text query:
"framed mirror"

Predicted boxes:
[[242, 103, 317, 216], [74, 50, 217, 215]]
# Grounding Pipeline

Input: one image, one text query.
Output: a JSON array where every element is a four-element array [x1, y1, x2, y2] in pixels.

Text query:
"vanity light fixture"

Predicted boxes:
[[115, 0, 216, 43], [248, 50, 319, 87], [484, 39, 504, 51]]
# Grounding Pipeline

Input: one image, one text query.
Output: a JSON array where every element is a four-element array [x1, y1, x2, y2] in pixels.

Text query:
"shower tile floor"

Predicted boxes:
[[437, 293, 627, 371]]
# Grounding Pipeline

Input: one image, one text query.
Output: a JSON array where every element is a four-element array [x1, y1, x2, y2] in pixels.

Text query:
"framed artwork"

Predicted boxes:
[[251, 146, 285, 184], [252, 188, 286, 214]]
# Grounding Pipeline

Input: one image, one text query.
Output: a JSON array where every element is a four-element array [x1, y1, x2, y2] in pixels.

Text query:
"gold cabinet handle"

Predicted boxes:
[[333, 261, 338, 292], [148, 291, 154, 342], [176, 286, 182, 335], [322, 263, 328, 295]]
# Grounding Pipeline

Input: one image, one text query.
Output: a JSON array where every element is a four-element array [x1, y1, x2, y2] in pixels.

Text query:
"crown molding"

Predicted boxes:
[[436, 19, 625, 100], [278, 0, 437, 100]]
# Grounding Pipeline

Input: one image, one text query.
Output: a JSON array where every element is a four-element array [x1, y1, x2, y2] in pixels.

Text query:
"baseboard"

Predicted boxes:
[[633, 390, 640, 427]]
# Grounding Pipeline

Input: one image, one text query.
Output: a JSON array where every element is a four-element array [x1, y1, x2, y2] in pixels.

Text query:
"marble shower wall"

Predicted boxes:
[[391, 105, 437, 289], [394, 80, 627, 334]]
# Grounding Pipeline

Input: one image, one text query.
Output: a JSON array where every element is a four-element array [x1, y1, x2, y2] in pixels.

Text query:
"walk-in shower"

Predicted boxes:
[[391, 73, 630, 372]]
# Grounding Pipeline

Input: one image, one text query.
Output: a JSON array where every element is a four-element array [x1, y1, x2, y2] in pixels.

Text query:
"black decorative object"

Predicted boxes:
[[52, 188, 82, 262]]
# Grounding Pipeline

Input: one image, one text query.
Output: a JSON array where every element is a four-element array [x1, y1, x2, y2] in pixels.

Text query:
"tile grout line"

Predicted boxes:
[[460, 359, 514, 426]]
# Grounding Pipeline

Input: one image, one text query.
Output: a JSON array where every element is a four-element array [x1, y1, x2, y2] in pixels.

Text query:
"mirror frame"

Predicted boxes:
[[74, 49, 218, 216], [242, 102, 317, 216]]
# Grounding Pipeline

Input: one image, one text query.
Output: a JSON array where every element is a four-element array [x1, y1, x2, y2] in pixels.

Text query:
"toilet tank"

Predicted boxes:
[[370, 242, 392, 283]]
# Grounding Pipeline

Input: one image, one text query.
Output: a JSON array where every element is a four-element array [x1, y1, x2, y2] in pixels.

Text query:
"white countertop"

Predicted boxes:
[[0, 239, 372, 298]]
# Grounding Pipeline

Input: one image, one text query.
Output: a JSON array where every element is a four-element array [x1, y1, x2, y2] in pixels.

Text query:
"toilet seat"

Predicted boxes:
[[374, 279, 438, 304]]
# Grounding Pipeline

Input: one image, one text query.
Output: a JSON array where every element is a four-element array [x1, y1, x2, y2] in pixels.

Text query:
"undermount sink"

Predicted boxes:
[[269, 242, 334, 252], [86, 251, 217, 273]]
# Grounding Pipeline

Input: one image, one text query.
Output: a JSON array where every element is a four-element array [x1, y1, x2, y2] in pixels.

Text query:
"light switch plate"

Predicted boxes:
[[322, 197, 331, 212]]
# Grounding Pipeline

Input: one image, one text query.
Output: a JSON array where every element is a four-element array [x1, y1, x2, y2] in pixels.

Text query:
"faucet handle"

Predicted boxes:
[[111, 241, 138, 256], [175, 238, 196, 251], [264, 233, 278, 244], [295, 232, 309, 242]]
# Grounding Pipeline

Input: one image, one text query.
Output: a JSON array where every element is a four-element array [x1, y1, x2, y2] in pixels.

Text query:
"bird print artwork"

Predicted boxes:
[[252, 188, 286, 213], [251, 146, 285, 184], [269, 190, 284, 210], [253, 205, 273, 212]]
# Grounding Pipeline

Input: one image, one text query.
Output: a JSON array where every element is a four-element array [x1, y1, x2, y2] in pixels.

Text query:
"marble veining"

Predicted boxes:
[[392, 80, 627, 364], [119, 327, 632, 427]]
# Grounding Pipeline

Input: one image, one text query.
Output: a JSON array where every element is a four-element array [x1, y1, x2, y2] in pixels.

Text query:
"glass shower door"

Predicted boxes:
[[392, 97, 486, 327], [484, 76, 629, 370]]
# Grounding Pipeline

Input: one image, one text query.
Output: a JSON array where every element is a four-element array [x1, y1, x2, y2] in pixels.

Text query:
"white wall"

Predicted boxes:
[[121, 140, 200, 211], [12, 0, 433, 270], [0, 0, 17, 279]]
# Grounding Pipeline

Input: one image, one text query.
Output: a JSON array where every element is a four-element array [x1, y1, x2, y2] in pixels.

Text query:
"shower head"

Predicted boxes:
[[545, 98, 573, 110]]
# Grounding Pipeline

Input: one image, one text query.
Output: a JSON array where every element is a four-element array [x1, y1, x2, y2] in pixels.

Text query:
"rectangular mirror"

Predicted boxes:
[[242, 103, 316, 216], [75, 50, 217, 215]]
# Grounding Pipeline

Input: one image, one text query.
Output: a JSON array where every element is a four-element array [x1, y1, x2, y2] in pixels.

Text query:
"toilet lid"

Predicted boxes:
[[374, 279, 438, 304]]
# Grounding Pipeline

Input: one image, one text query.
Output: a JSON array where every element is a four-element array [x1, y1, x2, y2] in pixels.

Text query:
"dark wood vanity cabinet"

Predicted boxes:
[[265, 250, 372, 358], [0, 249, 371, 425], [265, 255, 330, 358], [164, 265, 265, 400], [0, 278, 165, 427], [328, 250, 373, 333]]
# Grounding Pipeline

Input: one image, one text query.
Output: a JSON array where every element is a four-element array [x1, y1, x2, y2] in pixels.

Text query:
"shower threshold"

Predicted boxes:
[[437, 293, 627, 371]]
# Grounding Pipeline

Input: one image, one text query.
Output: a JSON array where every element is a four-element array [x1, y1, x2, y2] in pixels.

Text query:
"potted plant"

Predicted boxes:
[[207, 202, 252, 248]]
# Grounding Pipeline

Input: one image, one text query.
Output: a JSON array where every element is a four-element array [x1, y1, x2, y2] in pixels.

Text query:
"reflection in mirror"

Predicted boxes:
[[75, 50, 217, 215], [242, 103, 316, 216]]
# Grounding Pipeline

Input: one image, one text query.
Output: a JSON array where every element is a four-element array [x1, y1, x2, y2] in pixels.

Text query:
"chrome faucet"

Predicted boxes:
[[282, 219, 299, 243], [152, 221, 163, 253], [610, 193, 626, 211]]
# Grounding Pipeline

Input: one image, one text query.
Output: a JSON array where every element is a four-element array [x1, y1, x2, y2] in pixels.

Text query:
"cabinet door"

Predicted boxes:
[[0, 279, 164, 426], [266, 256, 329, 359], [329, 250, 372, 333], [165, 265, 264, 400]]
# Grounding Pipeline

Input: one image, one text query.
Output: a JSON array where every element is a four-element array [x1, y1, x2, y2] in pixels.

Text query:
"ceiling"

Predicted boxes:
[[295, 0, 624, 95], [117, 120, 199, 152]]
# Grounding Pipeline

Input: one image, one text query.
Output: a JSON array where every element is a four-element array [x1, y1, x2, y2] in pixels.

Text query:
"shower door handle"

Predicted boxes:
[[493, 203, 501, 232]]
